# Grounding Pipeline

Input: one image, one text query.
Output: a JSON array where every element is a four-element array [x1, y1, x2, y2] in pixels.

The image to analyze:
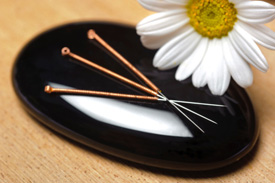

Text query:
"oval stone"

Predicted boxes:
[[12, 22, 258, 170]]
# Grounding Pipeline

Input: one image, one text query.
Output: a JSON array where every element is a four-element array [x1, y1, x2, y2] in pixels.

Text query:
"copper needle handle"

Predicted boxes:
[[61, 47, 159, 97], [45, 85, 160, 101], [87, 29, 160, 92]]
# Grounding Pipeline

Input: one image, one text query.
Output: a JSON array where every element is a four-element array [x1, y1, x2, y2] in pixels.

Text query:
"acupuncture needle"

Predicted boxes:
[[61, 47, 162, 99], [44, 85, 164, 101], [87, 30, 222, 132], [45, 83, 218, 126], [61, 47, 214, 132], [88, 29, 159, 92], [87, 29, 225, 108]]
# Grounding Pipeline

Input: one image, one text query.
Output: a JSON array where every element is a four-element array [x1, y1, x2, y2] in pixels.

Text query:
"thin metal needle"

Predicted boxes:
[[158, 92, 205, 132], [87, 29, 226, 108], [169, 100, 226, 108], [172, 102, 218, 124], [87, 30, 217, 132], [44, 85, 164, 101], [88, 29, 160, 92], [61, 47, 159, 97], [169, 101, 205, 133]]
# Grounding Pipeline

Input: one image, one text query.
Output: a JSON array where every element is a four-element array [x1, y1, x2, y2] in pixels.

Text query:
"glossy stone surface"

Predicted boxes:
[[12, 22, 258, 171]]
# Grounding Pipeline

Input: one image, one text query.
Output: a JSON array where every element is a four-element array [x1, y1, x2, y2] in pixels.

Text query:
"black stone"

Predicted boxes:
[[12, 22, 258, 171]]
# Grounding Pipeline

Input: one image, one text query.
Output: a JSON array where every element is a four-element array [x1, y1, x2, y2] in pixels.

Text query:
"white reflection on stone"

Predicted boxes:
[[50, 83, 193, 137]]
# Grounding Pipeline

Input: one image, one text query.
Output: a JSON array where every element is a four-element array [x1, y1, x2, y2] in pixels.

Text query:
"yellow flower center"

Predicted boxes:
[[187, 0, 237, 39]]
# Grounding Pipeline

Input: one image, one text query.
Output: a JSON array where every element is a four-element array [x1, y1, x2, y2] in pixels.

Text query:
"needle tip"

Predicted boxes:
[[61, 47, 70, 56], [87, 29, 96, 39], [44, 85, 52, 93]]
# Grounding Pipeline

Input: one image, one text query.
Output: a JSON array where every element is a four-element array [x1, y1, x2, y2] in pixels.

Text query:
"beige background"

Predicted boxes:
[[1, 0, 275, 182]]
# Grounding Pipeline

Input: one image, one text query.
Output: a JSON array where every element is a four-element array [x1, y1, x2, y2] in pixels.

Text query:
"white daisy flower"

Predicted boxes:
[[136, 0, 275, 95]]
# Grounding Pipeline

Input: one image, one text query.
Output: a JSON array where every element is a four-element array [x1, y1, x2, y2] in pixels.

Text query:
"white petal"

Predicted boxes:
[[137, 9, 186, 32], [192, 40, 217, 88], [175, 38, 209, 81], [229, 0, 248, 5], [137, 10, 190, 49], [237, 15, 275, 25], [159, 32, 202, 69], [236, 1, 275, 10], [140, 29, 185, 49], [138, 0, 182, 12], [228, 26, 269, 72], [165, 0, 189, 5], [236, 1, 275, 24], [238, 21, 275, 50], [222, 37, 253, 88], [137, 10, 187, 36], [206, 40, 231, 96], [192, 65, 207, 88], [153, 27, 197, 69]]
